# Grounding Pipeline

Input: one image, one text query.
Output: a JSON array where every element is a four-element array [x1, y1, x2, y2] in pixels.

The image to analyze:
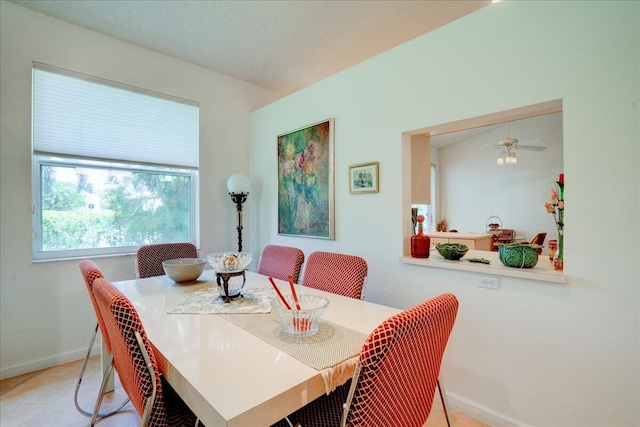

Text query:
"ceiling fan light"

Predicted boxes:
[[497, 154, 505, 166], [506, 152, 517, 165]]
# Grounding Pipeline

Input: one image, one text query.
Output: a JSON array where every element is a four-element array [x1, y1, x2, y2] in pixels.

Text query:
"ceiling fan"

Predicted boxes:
[[495, 122, 546, 166]]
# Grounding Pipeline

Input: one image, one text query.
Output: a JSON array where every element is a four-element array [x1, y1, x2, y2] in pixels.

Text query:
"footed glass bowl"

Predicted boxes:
[[271, 295, 329, 338], [207, 252, 252, 273], [498, 244, 541, 268], [435, 243, 469, 260], [207, 252, 252, 302]]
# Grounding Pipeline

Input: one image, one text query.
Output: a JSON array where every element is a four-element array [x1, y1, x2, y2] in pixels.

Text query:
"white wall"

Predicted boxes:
[[0, 1, 281, 378], [249, 2, 639, 427], [440, 112, 564, 247]]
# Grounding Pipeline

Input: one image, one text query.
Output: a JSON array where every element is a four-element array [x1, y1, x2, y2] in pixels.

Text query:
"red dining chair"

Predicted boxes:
[[75, 260, 130, 419], [274, 293, 459, 427], [257, 245, 305, 283], [522, 232, 547, 254], [136, 243, 198, 278], [92, 277, 200, 427], [301, 251, 368, 299]]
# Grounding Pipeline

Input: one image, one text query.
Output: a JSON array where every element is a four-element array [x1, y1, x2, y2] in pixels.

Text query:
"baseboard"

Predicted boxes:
[[446, 391, 534, 427], [0, 343, 101, 380]]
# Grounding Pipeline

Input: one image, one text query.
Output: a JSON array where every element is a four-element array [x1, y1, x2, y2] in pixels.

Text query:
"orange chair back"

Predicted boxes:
[[344, 293, 459, 426], [302, 251, 368, 299], [79, 260, 111, 353], [93, 278, 168, 425], [136, 243, 198, 278], [257, 245, 305, 283]]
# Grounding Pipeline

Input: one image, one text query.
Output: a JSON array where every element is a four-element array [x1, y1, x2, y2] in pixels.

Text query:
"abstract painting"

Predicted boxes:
[[277, 119, 334, 239]]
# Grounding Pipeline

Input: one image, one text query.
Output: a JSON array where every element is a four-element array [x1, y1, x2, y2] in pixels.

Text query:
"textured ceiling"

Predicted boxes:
[[12, 0, 491, 95]]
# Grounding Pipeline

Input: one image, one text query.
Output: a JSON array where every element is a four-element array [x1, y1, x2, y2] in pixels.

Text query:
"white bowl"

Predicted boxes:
[[162, 258, 206, 282], [207, 252, 252, 273], [271, 294, 329, 337]]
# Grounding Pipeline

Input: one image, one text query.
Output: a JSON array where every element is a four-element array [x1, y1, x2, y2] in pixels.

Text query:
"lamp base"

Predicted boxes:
[[229, 192, 248, 252]]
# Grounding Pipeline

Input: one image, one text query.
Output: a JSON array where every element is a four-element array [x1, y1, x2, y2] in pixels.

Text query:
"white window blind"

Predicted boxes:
[[32, 63, 199, 168]]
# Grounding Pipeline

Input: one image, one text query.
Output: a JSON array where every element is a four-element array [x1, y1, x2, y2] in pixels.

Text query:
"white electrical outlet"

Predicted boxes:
[[478, 276, 500, 290]]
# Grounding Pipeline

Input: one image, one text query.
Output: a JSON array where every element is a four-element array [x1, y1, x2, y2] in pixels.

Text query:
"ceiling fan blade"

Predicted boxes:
[[516, 138, 547, 151], [517, 145, 546, 151]]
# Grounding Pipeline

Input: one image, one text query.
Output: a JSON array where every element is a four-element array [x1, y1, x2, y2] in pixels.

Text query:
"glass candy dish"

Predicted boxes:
[[206, 252, 252, 302], [207, 252, 252, 273], [271, 294, 330, 338]]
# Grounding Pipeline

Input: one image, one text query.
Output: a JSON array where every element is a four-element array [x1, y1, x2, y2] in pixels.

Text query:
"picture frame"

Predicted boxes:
[[349, 161, 379, 194], [277, 118, 335, 240]]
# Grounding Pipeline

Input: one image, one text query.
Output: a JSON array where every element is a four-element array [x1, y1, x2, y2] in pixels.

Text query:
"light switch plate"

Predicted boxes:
[[478, 276, 500, 290]]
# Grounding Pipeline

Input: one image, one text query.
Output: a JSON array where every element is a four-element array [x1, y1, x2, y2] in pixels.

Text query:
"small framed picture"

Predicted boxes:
[[349, 162, 379, 194]]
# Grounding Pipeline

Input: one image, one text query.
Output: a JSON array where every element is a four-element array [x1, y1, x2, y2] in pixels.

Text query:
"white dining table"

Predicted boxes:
[[112, 269, 400, 427]]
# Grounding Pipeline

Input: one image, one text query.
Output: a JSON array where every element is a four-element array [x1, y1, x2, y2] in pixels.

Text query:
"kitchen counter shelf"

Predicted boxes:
[[399, 249, 567, 284]]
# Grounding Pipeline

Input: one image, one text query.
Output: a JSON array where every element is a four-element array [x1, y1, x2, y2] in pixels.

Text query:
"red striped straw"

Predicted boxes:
[[288, 275, 301, 311], [268, 277, 291, 310]]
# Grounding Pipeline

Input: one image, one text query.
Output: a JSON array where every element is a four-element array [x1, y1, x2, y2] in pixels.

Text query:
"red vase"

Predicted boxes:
[[411, 215, 430, 258]]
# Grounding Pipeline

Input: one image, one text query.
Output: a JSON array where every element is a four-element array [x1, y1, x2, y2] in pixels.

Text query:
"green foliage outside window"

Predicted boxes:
[[40, 164, 191, 251]]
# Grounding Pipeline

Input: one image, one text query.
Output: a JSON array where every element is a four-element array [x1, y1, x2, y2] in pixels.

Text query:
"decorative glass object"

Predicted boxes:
[[207, 252, 253, 302], [547, 239, 557, 261], [207, 251, 252, 272], [271, 295, 329, 338], [411, 207, 418, 235], [411, 215, 430, 258], [553, 231, 564, 271]]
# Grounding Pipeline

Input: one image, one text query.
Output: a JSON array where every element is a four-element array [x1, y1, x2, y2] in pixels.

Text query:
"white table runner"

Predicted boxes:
[[222, 311, 367, 393], [167, 287, 273, 314]]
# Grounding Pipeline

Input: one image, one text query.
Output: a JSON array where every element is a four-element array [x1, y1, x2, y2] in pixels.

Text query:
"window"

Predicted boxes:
[[411, 165, 437, 233], [429, 163, 437, 232], [32, 63, 199, 260]]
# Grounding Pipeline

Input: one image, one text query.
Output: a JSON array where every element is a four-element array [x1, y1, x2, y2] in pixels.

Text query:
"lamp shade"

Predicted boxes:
[[227, 173, 250, 194]]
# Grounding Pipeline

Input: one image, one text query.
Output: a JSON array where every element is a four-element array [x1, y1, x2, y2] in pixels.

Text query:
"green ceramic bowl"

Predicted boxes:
[[498, 244, 541, 268], [435, 243, 469, 260]]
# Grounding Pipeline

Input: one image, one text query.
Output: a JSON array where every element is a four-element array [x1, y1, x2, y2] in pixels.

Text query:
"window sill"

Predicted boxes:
[[399, 249, 567, 284]]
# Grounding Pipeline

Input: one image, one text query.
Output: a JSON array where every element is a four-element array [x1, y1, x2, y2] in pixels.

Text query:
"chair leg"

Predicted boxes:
[[135, 330, 157, 427], [437, 377, 454, 427], [91, 354, 115, 427], [75, 323, 130, 418]]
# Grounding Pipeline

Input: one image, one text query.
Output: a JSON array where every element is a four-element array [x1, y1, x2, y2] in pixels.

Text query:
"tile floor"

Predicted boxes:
[[1, 356, 489, 427]]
